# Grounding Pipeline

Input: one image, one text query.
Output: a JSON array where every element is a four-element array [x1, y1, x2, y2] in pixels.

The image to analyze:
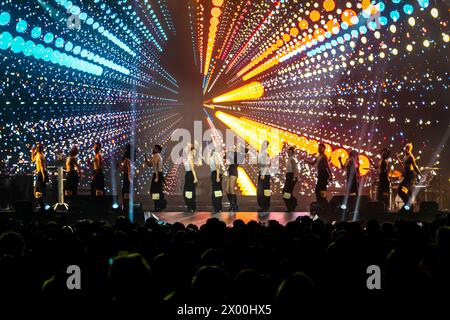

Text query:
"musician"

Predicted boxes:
[[283, 146, 299, 212], [65, 146, 80, 196], [396, 143, 422, 210], [224, 142, 248, 211], [91, 142, 105, 196], [31, 142, 48, 210], [304, 143, 333, 203], [183, 144, 198, 212], [145, 144, 167, 212], [209, 146, 224, 213], [339, 150, 360, 196], [257, 140, 271, 212]]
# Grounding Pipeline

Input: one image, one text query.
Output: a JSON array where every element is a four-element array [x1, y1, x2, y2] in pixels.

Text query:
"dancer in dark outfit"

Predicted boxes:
[[224, 143, 248, 212], [283, 146, 299, 212], [91, 142, 105, 196], [257, 140, 271, 212], [374, 148, 391, 209], [304, 143, 333, 203], [145, 144, 167, 212], [339, 150, 360, 196], [31, 142, 48, 210], [209, 147, 224, 213], [65, 146, 80, 196], [396, 143, 422, 210], [183, 144, 198, 212]]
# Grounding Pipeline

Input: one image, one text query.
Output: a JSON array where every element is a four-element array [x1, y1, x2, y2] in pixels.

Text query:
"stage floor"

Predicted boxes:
[[150, 211, 313, 227]]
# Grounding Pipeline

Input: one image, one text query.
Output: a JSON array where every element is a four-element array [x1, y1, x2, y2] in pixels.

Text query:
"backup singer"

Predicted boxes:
[[183, 144, 198, 212], [31, 142, 48, 210], [210, 147, 224, 213], [225, 143, 248, 212], [257, 140, 271, 212], [91, 142, 105, 196], [396, 143, 422, 210], [339, 150, 360, 196], [65, 146, 80, 196], [145, 144, 167, 212], [304, 143, 333, 203], [283, 146, 299, 212]]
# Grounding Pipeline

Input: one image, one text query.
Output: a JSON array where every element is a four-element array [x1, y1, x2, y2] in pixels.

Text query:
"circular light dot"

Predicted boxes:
[[0, 11, 10, 26], [16, 20, 28, 33], [0, 31, 13, 50]]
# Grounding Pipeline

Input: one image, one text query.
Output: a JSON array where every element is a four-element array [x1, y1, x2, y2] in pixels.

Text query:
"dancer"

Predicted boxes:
[[91, 142, 105, 196], [396, 143, 422, 210], [209, 146, 224, 213], [120, 144, 133, 209], [257, 140, 271, 212], [370, 149, 391, 209], [339, 150, 360, 196], [65, 146, 80, 196], [283, 146, 299, 212], [224, 142, 248, 211], [31, 142, 48, 210], [145, 144, 167, 212], [304, 143, 333, 203], [183, 144, 198, 212]]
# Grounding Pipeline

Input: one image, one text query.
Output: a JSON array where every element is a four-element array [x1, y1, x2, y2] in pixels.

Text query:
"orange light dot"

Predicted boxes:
[[282, 33, 291, 42], [310, 10, 320, 22], [211, 7, 221, 17], [323, 0, 335, 12], [299, 19, 309, 30], [341, 9, 357, 25], [290, 27, 299, 36], [212, 0, 224, 6], [276, 39, 284, 47]]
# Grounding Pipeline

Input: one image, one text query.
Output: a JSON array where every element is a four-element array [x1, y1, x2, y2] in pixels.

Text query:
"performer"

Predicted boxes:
[[145, 144, 167, 212], [283, 146, 299, 212], [370, 149, 391, 209], [209, 146, 224, 213], [304, 143, 333, 203], [31, 142, 48, 210], [224, 142, 248, 212], [91, 142, 105, 196], [339, 150, 360, 196], [257, 140, 271, 212], [396, 143, 422, 210], [120, 144, 133, 209], [183, 144, 198, 212], [65, 146, 80, 196]]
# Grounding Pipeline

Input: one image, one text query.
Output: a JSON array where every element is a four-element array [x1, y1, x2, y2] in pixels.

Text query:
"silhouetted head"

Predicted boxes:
[[405, 143, 413, 153], [69, 146, 78, 157], [287, 146, 296, 156], [153, 144, 162, 154], [93, 142, 101, 154], [381, 148, 391, 159], [318, 143, 326, 155]]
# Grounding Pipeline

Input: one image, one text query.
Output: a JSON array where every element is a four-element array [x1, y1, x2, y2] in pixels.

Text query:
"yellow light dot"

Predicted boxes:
[[408, 17, 415, 27], [390, 25, 396, 33], [431, 8, 439, 18], [406, 44, 413, 52], [379, 52, 385, 58], [392, 48, 398, 55], [423, 39, 430, 47], [443, 33, 449, 43]]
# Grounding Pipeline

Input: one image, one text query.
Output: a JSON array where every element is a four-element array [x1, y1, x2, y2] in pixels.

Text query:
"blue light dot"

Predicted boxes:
[[55, 37, 64, 48], [11, 36, 25, 54], [73, 46, 81, 55], [23, 40, 35, 57], [86, 17, 94, 25], [44, 32, 54, 44], [0, 12, 10, 26], [16, 20, 28, 33], [390, 10, 400, 22], [64, 41, 73, 51], [31, 27, 42, 39], [32, 43, 45, 59], [0, 31, 13, 50], [403, 4, 413, 15]]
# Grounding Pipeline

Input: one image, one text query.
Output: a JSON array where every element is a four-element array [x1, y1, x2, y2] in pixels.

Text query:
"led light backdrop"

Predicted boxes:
[[0, 0, 449, 201]]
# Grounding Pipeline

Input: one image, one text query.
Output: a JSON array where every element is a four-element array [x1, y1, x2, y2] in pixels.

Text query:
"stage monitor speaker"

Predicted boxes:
[[329, 195, 372, 218], [420, 201, 438, 212], [67, 195, 114, 223], [13, 201, 33, 213]]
